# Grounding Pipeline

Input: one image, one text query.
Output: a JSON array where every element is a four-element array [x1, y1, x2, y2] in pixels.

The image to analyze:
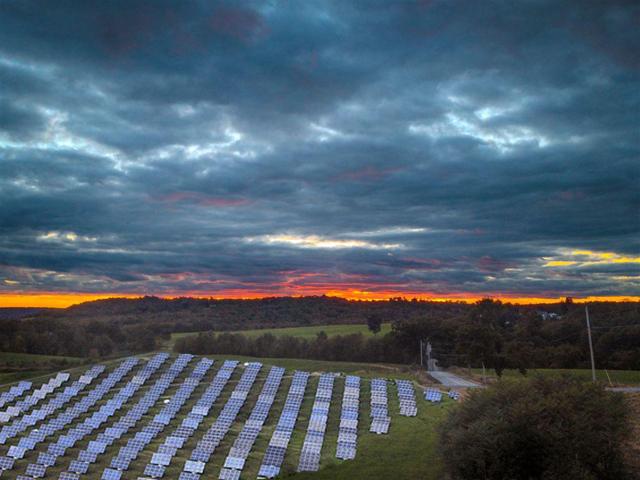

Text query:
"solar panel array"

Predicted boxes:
[[0, 358, 133, 476], [74, 353, 202, 479], [0, 372, 69, 423], [297, 372, 336, 472], [395, 380, 417, 416], [180, 362, 262, 480], [0, 381, 32, 409], [258, 370, 309, 479], [49, 353, 176, 479], [140, 360, 237, 479], [448, 390, 460, 401], [336, 375, 360, 460], [424, 388, 443, 403], [219, 365, 285, 480], [0, 354, 436, 479]]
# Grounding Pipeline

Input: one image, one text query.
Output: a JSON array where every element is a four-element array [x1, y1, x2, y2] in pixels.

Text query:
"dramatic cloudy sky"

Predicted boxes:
[[1, 0, 639, 305]]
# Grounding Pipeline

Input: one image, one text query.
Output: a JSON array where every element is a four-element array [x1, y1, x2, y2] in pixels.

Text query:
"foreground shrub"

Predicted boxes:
[[439, 376, 631, 480]]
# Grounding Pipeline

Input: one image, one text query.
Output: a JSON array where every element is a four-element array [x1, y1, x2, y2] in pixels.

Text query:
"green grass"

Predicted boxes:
[[196, 353, 418, 380], [0, 351, 87, 389], [168, 323, 392, 347], [469, 368, 640, 385], [0, 352, 84, 363]]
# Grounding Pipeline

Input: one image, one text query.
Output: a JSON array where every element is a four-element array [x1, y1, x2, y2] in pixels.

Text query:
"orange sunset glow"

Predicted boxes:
[[1, 291, 638, 309]]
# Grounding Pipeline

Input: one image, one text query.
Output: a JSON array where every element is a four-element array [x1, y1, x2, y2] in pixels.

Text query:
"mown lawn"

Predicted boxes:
[[469, 368, 640, 385], [168, 323, 392, 347], [0, 351, 87, 388], [0, 351, 85, 364], [197, 353, 417, 380]]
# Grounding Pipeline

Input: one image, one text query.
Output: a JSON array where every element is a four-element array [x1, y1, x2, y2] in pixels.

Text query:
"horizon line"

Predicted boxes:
[[1, 292, 639, 308]]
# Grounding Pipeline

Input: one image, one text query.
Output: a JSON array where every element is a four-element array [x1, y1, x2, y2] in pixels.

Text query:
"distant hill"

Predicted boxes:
[[48, 295, 473, 330], [0, 307, 56, 320]]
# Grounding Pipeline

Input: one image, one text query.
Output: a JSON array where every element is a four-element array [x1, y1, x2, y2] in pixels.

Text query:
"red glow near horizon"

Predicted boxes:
[[0, 290, 638, 308]]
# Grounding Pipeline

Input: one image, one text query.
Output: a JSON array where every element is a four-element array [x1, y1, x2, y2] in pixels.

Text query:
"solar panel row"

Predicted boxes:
[[395, 379, 418, 417], [136, 359, 238, 479], [219, 365, 285, 479], [0, 358, 136, 476], [297, 372, 336, 472], [370, 378, 390, 434], [181, 362, 262, 480], [257, 370, 309, 479], [424, 388, 443, 403], [0, 380, 32, 409], [336, 375, 360, 460]]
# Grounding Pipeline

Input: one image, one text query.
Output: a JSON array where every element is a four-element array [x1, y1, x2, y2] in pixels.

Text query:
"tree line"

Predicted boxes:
[[1, 297, 638, 370], [174, 299, 640, 372]]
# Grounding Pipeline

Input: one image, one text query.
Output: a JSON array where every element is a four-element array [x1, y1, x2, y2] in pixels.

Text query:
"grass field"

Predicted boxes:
[[0, 351, 85, 365], [168, 323, 392, 347], [468, 367, 640, 385], [0, 351, 86, 387]]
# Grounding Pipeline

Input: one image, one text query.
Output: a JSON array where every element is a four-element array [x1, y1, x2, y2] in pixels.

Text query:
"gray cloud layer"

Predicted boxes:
[[1, 0, 639, 298]]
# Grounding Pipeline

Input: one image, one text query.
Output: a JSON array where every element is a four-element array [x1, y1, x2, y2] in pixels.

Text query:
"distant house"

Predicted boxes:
[[538, 310, 560, 320]]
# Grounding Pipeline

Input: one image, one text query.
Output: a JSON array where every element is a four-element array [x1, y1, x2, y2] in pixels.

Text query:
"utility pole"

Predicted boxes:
[[585, 305, 596, 382]]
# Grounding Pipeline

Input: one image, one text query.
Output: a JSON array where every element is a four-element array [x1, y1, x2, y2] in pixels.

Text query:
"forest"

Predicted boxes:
[[0, 297, 638, 370]]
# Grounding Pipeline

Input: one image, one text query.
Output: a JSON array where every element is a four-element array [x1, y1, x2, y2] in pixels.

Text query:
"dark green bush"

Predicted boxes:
[[439, 376, 631, 479]]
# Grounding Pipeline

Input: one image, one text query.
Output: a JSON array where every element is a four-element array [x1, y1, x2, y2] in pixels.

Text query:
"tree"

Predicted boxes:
[[439, 376, 631, 480], [367, 314, 383, 334]]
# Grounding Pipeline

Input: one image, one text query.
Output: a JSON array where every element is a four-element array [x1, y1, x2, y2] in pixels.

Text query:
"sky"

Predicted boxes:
[[1, 1, 639, 307]]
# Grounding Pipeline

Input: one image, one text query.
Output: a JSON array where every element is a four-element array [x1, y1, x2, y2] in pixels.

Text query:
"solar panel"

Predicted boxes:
[[165, 436, 186, 448], [184, 460, 205, 474], [87, 440, 107, 454], [144, 462, 166, 478], [102, 467, 123, 480], [25, 463, 47, 478], [151, 452, 172, 466], [424, 388, 443, 403], [218, 467, 241, 480], [59, 472, 80, 480], [68, 460, 90, 474], [178, 472, 200, 480], [258, 464, 280, 478], [110, 456, 131, 470], [8, 445, 26, 459], [0, 456, 15, 470]]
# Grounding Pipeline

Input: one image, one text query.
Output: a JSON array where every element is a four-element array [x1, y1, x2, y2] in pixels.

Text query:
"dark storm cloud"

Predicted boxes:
[[0, 0, 638, 298]]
